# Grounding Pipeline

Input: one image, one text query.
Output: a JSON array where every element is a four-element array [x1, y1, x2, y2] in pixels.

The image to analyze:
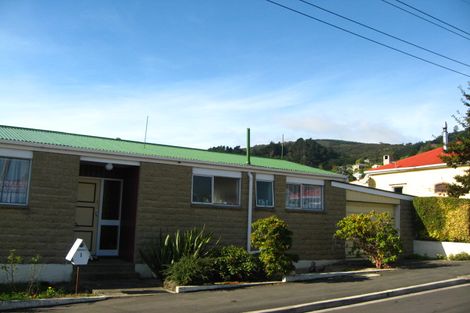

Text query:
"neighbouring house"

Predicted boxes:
[[354, 125, 470, 198], [354, 147, 470, 198], [0, 125, 414, 283]]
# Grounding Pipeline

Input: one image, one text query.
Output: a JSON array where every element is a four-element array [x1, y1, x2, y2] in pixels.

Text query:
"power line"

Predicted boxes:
[[381, 0, 470, 41], [298, 0, 470, 68], [393, 0, 470, 36], [265, 0, 470, 78]]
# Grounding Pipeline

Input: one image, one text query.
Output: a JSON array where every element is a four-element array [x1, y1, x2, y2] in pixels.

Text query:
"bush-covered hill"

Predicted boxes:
[[208, 132, 459, 173]]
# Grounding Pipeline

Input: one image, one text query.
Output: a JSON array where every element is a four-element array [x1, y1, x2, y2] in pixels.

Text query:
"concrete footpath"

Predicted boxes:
[[4, 260, 470, 312]]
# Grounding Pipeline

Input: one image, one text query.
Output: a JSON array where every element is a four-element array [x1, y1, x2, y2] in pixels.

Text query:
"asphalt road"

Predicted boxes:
[[313, 283, 470, 313], [22, 261, 470, 313]]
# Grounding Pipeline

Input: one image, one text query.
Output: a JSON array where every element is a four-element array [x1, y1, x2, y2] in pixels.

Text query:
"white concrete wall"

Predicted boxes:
[[0, 264, 73, 283], [413, 240, 470, 258], [369, 166, 470, 198]]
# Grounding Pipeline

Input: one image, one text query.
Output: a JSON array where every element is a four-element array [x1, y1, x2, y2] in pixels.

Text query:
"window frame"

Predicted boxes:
[[285, 177, 324, 212], [0, 149, 33, 207], [255, 174, 274, 208], [191, 168, 241, 207]]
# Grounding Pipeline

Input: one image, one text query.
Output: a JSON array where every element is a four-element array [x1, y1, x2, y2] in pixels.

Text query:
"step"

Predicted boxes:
[[74, 258, 140, 281]]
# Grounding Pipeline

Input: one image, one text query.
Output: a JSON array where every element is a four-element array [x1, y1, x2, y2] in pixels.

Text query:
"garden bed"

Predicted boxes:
[[0, 282, 92, 301]]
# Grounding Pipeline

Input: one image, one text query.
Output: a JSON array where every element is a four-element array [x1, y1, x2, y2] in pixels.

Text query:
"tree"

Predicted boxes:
[[335, 211, 403, 269], [441, 84, 470, 197]]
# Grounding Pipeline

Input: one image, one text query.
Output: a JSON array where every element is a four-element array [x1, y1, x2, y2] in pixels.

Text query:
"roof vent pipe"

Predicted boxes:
[[246, 128, 251, 165], [443, 122, 448, 151]]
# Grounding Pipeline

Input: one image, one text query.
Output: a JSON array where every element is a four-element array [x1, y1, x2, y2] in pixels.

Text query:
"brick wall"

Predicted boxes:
[[135, 164, 347, 262], [253, 176, 346, 260], [134, 163, 249, 262], [0, 151, 79, 263]]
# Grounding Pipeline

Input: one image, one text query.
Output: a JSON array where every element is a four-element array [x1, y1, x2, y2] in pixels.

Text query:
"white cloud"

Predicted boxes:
[[0, 74, 463, 149]]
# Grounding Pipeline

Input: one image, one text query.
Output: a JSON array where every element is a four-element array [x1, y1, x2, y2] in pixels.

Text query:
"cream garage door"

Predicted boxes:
[[345, 202, 396, 258]]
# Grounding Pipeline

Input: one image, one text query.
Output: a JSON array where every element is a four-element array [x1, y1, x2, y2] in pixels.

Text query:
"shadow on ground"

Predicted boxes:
[[298, 275, 371, 285], [397, 260, 457, 270]]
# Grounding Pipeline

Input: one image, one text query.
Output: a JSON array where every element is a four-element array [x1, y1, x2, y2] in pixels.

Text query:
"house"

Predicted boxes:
[[0, 125, 414, 283], [355, 124, 469, 198], [355, 147, 469, 198]]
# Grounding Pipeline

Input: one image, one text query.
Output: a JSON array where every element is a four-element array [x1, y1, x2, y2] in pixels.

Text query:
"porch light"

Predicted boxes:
[[105, 163, 113, 171]]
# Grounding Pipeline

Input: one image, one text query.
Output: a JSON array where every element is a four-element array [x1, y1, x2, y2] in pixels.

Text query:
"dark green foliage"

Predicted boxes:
[[164, 256, 217, 286], [140, 227, 218, 280], [441, 84, 470, 197], [208, 145, 245, 154], [335, 212, 403, 268], [251, 216, 298, 278], [413, 197, 470, 242], [214, 246, 265, 282], [207, 133, 462, 173], [139, 231, 173, 280], [448, 252, 470, 261]]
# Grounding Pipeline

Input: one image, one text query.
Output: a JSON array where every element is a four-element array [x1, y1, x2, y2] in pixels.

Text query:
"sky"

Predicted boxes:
[[1, 0, 469, 149]]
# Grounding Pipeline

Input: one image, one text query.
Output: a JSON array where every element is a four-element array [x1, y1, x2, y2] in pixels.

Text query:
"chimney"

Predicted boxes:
[[383, 155, 392, 165], [443, 122, 448, 151]]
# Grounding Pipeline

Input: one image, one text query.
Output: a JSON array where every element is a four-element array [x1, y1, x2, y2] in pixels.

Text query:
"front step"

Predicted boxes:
[[75, 258, 141, 282]]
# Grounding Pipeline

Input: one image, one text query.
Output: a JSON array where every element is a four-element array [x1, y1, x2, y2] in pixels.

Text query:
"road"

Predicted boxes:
[[22, 261, 470, 313], [313, 283, 470, 313]]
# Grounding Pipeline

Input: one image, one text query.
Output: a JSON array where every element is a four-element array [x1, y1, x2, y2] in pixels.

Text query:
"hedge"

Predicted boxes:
[[413, 197, 470, 243]]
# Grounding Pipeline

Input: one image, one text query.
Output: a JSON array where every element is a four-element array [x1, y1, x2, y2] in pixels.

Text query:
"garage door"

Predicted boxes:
[[346, 202, 395, 217], [345, 202, 396, 258]]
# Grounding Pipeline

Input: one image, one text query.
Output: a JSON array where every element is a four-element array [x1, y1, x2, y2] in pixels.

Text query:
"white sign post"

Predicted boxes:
[[65, 238, 90, 293]]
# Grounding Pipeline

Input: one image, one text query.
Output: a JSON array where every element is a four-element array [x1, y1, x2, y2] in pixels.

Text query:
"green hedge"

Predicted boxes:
[[413, 197, 470, 243]]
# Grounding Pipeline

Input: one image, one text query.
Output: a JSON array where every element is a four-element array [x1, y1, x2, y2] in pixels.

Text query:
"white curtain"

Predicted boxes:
[[0, 158, 31, 204]]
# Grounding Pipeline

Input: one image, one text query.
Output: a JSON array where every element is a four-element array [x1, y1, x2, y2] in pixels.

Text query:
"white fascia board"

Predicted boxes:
[[0, 140, 346, 180], [0, 147, 33, 159], [256, 174, 274, 181], [365, 163, 447, 175], [331, 181, 414, 201], [80, 156, 140, 167], [287, 177, 324, 186], [193, 167, 242, 178]]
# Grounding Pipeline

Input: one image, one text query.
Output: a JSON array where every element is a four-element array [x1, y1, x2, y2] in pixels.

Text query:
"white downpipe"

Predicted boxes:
[[247, 171, 254, 252]]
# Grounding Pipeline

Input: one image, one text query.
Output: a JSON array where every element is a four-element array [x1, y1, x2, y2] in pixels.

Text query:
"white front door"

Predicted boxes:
[[96, 179, 123, 256]]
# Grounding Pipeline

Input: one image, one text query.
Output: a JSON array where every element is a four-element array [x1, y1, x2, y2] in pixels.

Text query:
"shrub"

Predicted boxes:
[[413, 197, 470, 242], [335, 211, 403, 268], [448, 252, 470, 261], [140, 227, 218, 280], [0, 250, 22, 290], [0, 250, 42, 294], [251, 216, 298, 278], [163, 256, 217, 287], [214, 245, 265, 282]]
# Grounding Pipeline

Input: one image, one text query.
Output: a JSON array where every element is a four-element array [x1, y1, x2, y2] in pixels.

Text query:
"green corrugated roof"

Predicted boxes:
[[0, 125, 341, 177]]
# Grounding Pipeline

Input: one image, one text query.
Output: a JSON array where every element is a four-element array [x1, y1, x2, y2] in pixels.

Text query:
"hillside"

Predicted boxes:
[[208, 132, 459, 175]]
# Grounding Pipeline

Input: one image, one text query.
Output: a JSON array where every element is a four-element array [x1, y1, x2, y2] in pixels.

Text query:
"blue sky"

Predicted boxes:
[[1, 0, 469, 148]]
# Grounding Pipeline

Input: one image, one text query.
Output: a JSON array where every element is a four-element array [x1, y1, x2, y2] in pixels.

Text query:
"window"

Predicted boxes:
[[0, 157, 31, 205], [192, 168, 241, 206], [393, 186, 403, 194], [285, 177, 323, 211], [434, 183, 448, 195], [256, 174, 274, 207]]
